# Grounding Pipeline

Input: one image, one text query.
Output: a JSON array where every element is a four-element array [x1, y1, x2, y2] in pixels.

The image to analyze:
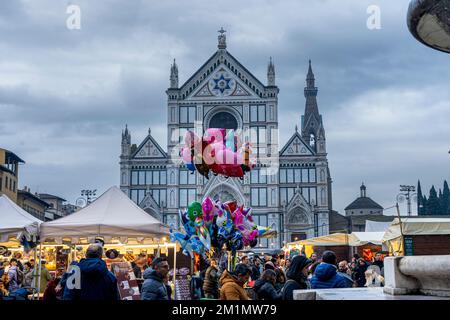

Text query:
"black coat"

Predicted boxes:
[[253, 279, 282, 300], [203, 266, 219, 297], [141, 269, 168, 300]]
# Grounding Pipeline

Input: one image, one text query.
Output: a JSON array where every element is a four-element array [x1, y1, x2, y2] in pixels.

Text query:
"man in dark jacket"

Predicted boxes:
[[310, 251, 352, 289], [282, 255, 312, 300], [141, 257, 170, 300], [203, 259, 219, 299], [63, 244, 120, 301]]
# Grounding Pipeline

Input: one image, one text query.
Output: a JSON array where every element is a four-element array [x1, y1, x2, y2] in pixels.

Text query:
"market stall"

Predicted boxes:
[[382, 217, 450, 256], [38, 186, 174, 299], [285, 232, 385, 262]]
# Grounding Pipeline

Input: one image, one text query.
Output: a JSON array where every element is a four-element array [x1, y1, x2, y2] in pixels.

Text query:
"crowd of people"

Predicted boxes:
[[0, 244, 385, 301]]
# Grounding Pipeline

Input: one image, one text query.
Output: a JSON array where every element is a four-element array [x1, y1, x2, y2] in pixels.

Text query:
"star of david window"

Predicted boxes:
[[208, 69, 236, 97]]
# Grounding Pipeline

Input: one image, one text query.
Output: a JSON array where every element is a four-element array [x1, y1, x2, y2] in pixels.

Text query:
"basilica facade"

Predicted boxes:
[[120, 31, 332, 248]]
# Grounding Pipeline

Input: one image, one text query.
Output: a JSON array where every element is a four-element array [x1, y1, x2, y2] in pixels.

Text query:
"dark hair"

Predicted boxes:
[[264, 262, 275, 270], [322, 251, 337, 265], [261, 269, 276, 282], [152, 257, 168, 269], [241, 255, 248, 261], [275, 268, 286, 283], [24, 262, 32, 268], [10, 258, 18, 264], [233, 263, 251, 276], [86, 243, 103, 259]]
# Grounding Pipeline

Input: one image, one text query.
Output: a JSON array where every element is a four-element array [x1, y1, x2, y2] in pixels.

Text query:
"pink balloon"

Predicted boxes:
[[202, 197, 214, 222], [182, 147, 192, 163]]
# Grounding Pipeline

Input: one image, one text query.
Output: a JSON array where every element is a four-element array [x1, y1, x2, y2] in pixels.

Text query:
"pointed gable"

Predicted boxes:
[[179, 50, 266, 100], [132, 133, 167, 159], [280, 131, 315, 157]]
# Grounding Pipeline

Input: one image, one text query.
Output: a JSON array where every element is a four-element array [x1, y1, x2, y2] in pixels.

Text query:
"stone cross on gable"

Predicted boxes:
[[146, 142, 152, 155], [218, 27, 227, 49], [293, 139, 301, 153]]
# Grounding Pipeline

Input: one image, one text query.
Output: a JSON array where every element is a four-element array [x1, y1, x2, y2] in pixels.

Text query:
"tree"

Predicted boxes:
[[443, 180, 450, 214], [427, 186, 441, 215]]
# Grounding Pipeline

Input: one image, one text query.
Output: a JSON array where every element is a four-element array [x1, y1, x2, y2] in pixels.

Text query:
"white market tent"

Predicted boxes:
[[287, 232, 384, 248], [352, 232, 385, 246], [382, 217, 450, 242], [365, 220, 392, 232], [0, 194, 41, 243], [40, 186, 170, 244]]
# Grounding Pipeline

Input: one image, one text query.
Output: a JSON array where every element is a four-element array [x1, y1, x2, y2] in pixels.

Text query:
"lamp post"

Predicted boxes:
[[397, 185, 417, 216], [76, 189, 97, 207]]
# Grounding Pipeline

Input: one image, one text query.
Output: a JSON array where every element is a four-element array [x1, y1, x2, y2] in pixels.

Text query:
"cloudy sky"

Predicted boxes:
[[1, 0, 449, 215]]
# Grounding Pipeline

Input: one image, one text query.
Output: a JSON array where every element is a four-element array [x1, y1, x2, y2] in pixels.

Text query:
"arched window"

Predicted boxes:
[[209, 112, 238, 130]]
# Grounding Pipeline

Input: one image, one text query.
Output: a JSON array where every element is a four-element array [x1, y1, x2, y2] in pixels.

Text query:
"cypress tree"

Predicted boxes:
[[427, 186, 441, 215], [443, 180, 450, 214]]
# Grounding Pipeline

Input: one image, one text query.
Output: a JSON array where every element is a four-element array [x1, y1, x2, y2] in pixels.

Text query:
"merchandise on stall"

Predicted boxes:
[[111, 261, 141, 300]]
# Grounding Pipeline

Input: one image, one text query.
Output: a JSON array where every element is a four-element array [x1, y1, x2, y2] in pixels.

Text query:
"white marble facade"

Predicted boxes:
[[120, 31, 332, 248]]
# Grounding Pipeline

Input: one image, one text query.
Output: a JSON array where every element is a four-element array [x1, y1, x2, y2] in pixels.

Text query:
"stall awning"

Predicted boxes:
[[286, 232, 384, 248], [0, 194, 41, 243], [365, 220, 392, 232], [40, 186, 170, 244], [287, 233, 359, 247], [352, 232, 385, 246], [382, 217, 450, 242]]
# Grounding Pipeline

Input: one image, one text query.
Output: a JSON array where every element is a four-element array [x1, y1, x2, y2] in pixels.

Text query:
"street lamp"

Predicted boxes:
[[76, 189, 97, 207], [397, 185, 417, 216]]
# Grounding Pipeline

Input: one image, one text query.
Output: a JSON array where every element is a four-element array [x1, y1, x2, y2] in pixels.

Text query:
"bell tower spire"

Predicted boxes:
[[267, 57, 276, 86], [301, 60, 326, 154], [170, 59, 179, 88]]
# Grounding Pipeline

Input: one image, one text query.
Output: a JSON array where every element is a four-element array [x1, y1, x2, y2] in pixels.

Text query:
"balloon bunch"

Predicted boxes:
[[180, 128, 256, 180], [170, 197, 272, 258]]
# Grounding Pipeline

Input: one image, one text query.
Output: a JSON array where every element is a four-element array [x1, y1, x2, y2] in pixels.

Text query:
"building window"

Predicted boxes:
[[250, 126, 266, 160], [280, 187, 295, 205], [250, 168, 267, 184], [253, 215, 268, 247], [251, 188, 267, 206], [250, 105, 266, 122], [179, 189, 196, 207], [179, 106, 196, 124], [179, 170, 196, 185], [149, 189, 167, 207], [209, 112, 238, 130], [131, 170, 167, 186], [130, 189, 146, 205]]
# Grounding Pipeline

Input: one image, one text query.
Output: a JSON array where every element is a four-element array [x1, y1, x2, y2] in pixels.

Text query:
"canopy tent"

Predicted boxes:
[[40, 186, 170, 244], [382, 217, 450, 242], [0, 194, 41, 243], [365, 220, 392, 232], [286, 232, 384, 248], [352, 232, 385, 246], [382, 217, 450, 256], [287, 233, 359, 247]]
